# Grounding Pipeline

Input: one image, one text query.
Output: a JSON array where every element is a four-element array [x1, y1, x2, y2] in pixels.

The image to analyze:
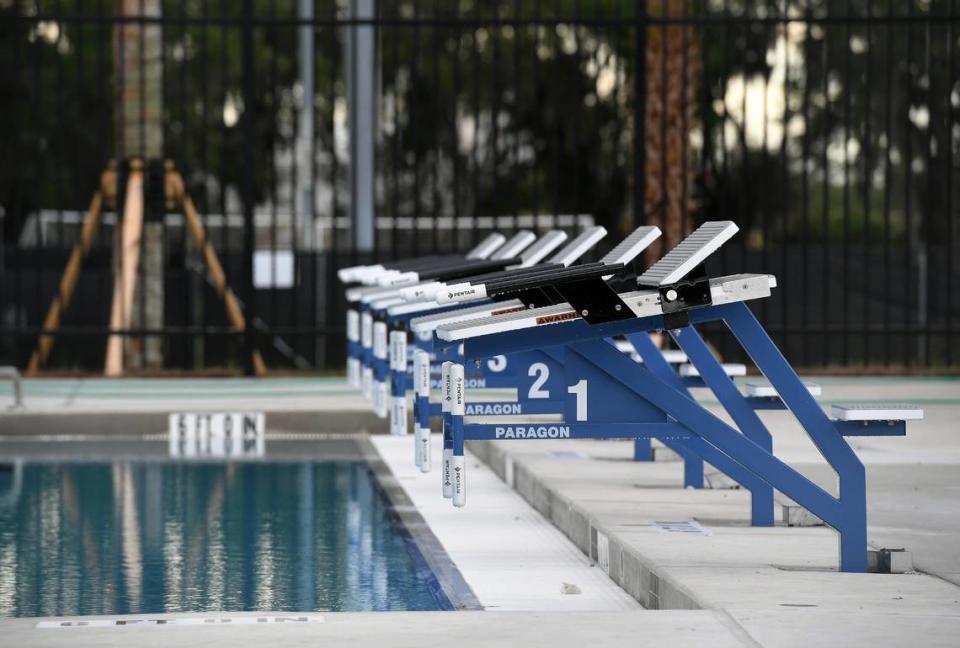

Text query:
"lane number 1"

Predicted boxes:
[[567, 379, 588, 421]]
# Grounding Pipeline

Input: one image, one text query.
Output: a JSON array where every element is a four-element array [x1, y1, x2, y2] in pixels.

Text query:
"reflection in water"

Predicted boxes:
[[0, 462, 447, 617]]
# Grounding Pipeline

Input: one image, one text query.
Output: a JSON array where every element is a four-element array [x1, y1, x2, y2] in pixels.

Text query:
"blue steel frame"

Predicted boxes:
[[440, 301, 874, 572], [381, 301, 562, 423], [388, 300, 776, 519], [357, 284, 894, 564], [374, 295, 783, 528]]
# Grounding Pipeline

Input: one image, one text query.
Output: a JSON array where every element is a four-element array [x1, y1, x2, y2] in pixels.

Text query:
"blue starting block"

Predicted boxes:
[[376, 223, 751, 487], [348, 224, 609, 427], [397, 224, 663, 404], [343, 229, 539, 412], [342, 230, 529, 390], [401, 224, 728, 484], [416, 221, 922, 574]]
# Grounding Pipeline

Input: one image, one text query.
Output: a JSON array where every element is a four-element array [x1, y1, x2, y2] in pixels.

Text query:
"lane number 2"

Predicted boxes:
[[527, 362, 550, 399]]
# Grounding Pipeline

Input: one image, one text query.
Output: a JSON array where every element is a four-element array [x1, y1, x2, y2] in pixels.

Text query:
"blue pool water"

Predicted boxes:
[[0, 461, 449, 617]]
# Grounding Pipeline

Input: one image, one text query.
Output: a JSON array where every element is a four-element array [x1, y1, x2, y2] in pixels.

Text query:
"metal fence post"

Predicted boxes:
[[241, 0, 258, 375], [347, 0, 377, 253], [297, 0, 315, 251], [633, 2, 647, 231]]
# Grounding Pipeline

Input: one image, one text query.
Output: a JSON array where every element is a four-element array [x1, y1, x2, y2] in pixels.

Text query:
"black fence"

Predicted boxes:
[[1, 1, 958, 373]]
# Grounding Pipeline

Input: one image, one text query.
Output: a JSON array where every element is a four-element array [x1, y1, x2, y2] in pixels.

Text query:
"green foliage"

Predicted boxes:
[[1, 0, 954, 247]]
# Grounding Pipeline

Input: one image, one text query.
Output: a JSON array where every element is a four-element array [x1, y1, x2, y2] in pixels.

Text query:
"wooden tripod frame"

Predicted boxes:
[[26, 159, 267, 377]]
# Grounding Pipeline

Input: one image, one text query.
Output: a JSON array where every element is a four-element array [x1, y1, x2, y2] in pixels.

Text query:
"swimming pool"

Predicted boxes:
[[0, 460, 451, 617]]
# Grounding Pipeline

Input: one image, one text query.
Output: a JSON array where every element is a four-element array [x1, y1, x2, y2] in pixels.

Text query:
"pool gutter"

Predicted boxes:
[[357, 436, 482, 611], [0, 410, 388, 436]]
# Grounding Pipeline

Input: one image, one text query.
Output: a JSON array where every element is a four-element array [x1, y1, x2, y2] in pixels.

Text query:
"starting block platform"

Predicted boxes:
[[678, 363, 746, 378], [745, 381, 823, 398], [338, 220, 924, 573]]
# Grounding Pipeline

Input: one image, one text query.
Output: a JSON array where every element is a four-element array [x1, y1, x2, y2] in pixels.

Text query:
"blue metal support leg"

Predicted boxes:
[[569, 339, 845, 525], [671, 326, 775, 526], [716, 303, 867, 572], [626, 333, 704, 487]]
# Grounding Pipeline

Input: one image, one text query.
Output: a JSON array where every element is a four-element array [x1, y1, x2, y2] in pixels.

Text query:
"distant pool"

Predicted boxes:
[[0, 461, 450, 617]]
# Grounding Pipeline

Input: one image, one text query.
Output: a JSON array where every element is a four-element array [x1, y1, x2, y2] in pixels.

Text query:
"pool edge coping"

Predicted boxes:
[[357, 436, 483, 612]]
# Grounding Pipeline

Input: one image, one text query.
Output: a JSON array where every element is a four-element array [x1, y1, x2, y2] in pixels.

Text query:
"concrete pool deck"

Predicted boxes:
[[0, 377, 379, 434], [0, 610, 751, 647], [452, 376, 960, 646], [0, 377, 367, 413], [1, 375, 959, 646]]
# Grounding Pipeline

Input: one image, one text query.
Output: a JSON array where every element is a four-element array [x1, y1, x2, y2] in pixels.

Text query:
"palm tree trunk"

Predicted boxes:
[[113, 0, 164, 372], [641, 0, 701, 266], [115, 0, 163, 159]]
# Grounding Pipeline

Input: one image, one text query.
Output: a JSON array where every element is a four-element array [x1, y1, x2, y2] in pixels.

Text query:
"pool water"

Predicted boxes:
[[0, 461, 450, 617]]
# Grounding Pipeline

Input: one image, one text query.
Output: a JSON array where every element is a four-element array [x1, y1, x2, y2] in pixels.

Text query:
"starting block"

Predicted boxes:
[[746, 382, 822, 398], [678, 363, 746, 378], [395, 220, 924, 574], [399, 225, 671, 439], [369, 225, 618, 429], [745, 381, 822, 410], [343, 229, 537, 407], [831, 403, 923, 436], [343, 231, 513, 389], [678, 362, 746, 389]]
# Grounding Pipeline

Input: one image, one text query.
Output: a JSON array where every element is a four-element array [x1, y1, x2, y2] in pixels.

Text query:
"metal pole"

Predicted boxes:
[[347, 0, 377, 253], [632, 1, 647, 233], [241, 0, 258, 375], [297, 0, 315, 250]]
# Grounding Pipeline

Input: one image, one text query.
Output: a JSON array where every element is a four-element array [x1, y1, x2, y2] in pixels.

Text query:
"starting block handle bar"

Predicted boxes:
[[372, 321, 389, 417], [441, 362, 453, 499], [451, 363, 466, 507], [360, 311, 375, 399], [389, 331, 409, 436], [346, 309, 361, 388], [413, 350, 431, 472]]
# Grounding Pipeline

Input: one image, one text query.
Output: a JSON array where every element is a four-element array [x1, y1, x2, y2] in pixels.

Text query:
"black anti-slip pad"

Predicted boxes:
[[478, 262, 605, 291], [368, 254, 515, 280], [447, 262, 565, 287], [485, 262, 626, 295], [411, 257, 523, 281]]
